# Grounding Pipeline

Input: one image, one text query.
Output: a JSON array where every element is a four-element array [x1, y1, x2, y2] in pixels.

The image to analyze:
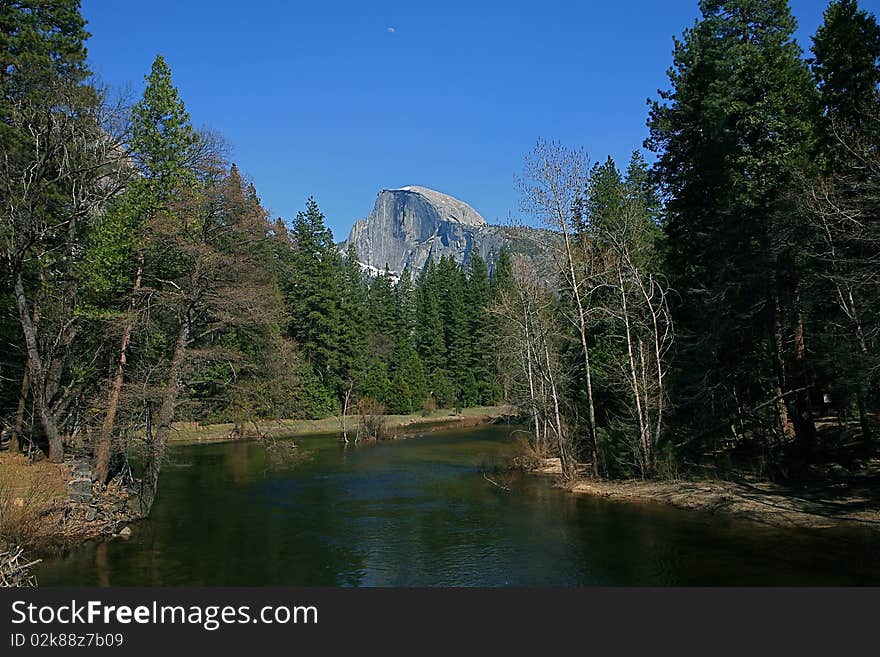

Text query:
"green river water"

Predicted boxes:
[[37, 425, 880, 586]]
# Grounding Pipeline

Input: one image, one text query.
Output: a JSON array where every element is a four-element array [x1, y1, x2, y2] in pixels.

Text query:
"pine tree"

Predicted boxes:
[[437, 256, 470, 404], [0, 0, 90, 114], [338, 244, 369, 409], [489, 248, 515, 402], [360, 355, 391, 406], [285, 199, 342, 395], [466, 252, 498, 404], [395, 265, 417, 350], [130, 55, 200, 199], [811, 0, 880, 144], [491, 248, 514, 299], [366, 266, 398, 358], [807, 0, 880, 445], [415, 259, 447, 377], [90, 54, 202, 483], [646, 0, 818, 452], [388, 348, 429, 414]]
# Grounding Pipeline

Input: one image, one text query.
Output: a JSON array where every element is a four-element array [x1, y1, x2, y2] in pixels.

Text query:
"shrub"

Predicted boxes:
[[356, 397, 389, 441], [421, 396, 437, 417]]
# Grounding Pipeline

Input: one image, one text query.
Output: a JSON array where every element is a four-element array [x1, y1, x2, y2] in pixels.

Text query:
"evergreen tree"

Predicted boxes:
[[360, 355, 391, 406], [490, 248, 514, 299], [366, 266, 398, 358], [338, 244, 369, 403], [430, 369, 457, 409], [489, 248, 515, 402], [285, 199, 342, 394], [806, 0, 880, 445], [130, 55, 200, 198], [85, 55, 201, 308], [88, 54, 203, 482], [395, 265, 417, 350], [811, 0, 880, 144], [388, 348, 429, 414], [646, 0, 818, 452], [437, 256, 470, 403], [415, 259, 447, 376], [385, 266, 428, 412], [0, 0, 90, 115], [466, 252, 498, 404]]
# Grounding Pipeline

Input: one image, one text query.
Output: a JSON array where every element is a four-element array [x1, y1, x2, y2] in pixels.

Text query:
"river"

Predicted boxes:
[[37, 425, 880, 586]]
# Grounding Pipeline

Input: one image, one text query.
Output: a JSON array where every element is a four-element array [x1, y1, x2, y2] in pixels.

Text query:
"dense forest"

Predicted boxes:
[[501, 0, 880, 481], [0, 0, 509, 516], [2, 0, 880, 525]]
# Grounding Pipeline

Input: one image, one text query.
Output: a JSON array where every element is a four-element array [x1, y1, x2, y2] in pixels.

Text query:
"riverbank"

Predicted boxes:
[[0, 451, 138, 576], [169, 405, 515, 444], [1, 406, 513, 581], [534, 457, 880, 531]]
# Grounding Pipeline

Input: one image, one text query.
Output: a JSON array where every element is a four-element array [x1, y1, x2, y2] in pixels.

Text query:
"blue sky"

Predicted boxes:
[[81, 0, 878, 239]]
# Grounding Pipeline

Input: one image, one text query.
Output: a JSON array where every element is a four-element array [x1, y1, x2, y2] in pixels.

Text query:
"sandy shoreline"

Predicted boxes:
[[533, 457, 880, 532]]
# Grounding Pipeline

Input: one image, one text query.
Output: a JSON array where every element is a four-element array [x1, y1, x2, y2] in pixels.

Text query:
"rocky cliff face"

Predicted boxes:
[[343, 186, 545, 276]]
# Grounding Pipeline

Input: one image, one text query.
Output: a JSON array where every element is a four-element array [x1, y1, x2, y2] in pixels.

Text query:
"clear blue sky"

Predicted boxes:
[[81, 0, 878, 239]]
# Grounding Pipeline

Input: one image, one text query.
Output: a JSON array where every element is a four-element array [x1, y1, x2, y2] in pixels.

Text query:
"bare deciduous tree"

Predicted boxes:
[[492, 255, 576, 480], [135, 166, 279, 515], [517, 139, 600, 477], [802, 115, 880, 445], [1, 82, 131, 462]]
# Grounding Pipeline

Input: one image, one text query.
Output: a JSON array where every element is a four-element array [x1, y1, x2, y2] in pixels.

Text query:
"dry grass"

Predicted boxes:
[[0, 452, 68, 550], [508, 431, 553, 470], [169, 406, 515, 444]]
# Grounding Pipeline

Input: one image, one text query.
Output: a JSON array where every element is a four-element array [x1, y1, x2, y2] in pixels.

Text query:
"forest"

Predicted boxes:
[[1, 0, 879, 539], [503, 0, 880, 482]]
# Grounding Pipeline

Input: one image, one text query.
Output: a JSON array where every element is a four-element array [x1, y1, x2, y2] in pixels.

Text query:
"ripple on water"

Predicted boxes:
[[34, 426, 880, 586]]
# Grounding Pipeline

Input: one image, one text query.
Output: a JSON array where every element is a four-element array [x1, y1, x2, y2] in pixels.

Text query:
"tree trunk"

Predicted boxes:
[[543, 340, 570, 480], [642, 275, 668, 461], [13, 273, 63, 462], [559, 228, 599, 477], [620, 270, 649, 477], [139, 309, 190, 516], [10, 365, 29, 454], [639, 339, 653, 476], [522, 300, 542, 451], [339, 379, 353, 444], [790, 314, 817, 451], [856, 388, 872, 446], [770, 297, 798, 445], [94, 262, 143, 484], [843, 287, 873, 446]]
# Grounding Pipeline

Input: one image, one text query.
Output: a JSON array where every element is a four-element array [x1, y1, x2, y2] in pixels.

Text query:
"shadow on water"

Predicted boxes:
[[37, 426, 880, 586]]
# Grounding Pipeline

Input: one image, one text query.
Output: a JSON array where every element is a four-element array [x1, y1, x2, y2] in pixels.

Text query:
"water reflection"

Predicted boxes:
[[37, 426, 880, 586]]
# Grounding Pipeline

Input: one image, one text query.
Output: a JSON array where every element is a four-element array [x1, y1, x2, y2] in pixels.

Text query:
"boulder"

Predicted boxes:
[[69, 477, 93, 504]]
